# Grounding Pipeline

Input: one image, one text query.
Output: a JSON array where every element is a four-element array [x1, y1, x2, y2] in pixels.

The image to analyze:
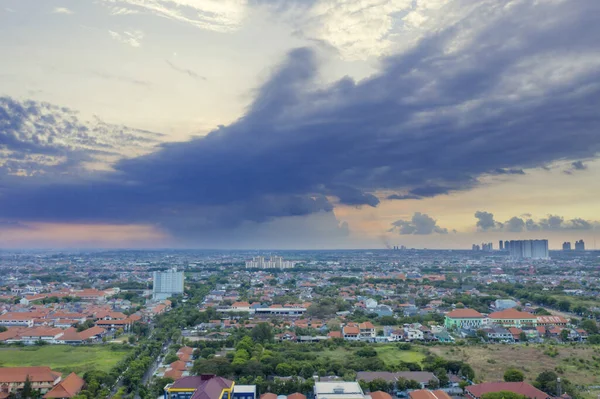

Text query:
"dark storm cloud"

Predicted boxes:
[[475, 212, 599, 232], [474, 211, 503, 231], [2, 0, 600, 239], [386, 193, 422, 201], [490, 168, 526, 175], [390, 212, 448, 235]]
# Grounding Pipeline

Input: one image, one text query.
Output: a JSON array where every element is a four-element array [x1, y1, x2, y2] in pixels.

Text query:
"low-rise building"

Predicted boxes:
[[444, 309, 485, 330], [314, 382, 365, 399], [0, 367, 62, 396], [489, 309, 537, 328]]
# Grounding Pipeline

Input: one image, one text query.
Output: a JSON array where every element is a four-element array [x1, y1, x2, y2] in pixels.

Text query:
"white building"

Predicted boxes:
[[245, 256, 295, 269], [314, 382, 365, 399], [153, 268, 184, 301]]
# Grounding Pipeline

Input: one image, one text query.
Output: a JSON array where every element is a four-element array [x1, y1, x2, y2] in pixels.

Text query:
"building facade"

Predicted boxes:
[[153, 268, 184, 301]]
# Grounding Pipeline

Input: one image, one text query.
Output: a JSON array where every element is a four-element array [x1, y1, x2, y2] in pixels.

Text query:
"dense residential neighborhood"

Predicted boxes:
[[1, 249, 600, 399]]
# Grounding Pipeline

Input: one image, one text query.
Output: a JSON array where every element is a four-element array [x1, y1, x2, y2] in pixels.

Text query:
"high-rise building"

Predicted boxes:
[[472, 244, 480, 251], [507, 239, 549, 259], [153, 268, 184, 301], [245, 256, 295, 269], [562, 242, 572, 251], [575, 240, 585, 251], [499, 240, 504, 251]]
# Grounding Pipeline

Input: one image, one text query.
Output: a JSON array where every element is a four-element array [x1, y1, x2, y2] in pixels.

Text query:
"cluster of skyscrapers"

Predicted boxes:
[[245, 256, 296, 269], [472, 242, 494, 251], [152, 268, 185, 300], [562, 240, 585, 251], [504, 239, 549, 259]]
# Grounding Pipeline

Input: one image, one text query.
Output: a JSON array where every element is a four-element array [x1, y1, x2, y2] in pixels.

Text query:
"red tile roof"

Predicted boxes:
[[446, 309, 484, 318], [288, 393, 307, 399], [409, 390, 451, 399], [371, 391, 393, 399], [0, 367, 61, 384], [43, 372, 85, 398], [489, 309, 536, 320], [466, 382, 550, 399]]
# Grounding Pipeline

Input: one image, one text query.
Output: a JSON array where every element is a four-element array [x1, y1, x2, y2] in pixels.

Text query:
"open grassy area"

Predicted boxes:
[[315, 344, 425, 366], [430, 344, 600, 386], [374, 346, 425, 366], [0, 345, 132, 375]]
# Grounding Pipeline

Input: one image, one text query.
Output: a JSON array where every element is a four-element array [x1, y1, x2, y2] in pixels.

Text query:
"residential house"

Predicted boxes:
[[343, 324, 360, 341], [359, 322, 376, 341], [483, 327, 513, 342], [43, 372, 85, 399], [409, 390, 452, 399], [536, 316, 568, 327], [466, 382, 552, 399]]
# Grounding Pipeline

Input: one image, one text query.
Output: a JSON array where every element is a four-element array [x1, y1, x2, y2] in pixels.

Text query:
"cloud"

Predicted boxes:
[[109, 30, 144, 47], [474, 211, 503, 231], [390, 212, 448, 235], [490, 168, 526, 175], [260, 0, 451, 60], [0, 97, 162, 177], [165, 60, 205, 80], [475, 211, 600, 232], [91, 71, 151, 86], [52, 7, 74, 15], [386, 193, 422, 200], [99, 0, 247, 33], [2, 0, 600, 243]]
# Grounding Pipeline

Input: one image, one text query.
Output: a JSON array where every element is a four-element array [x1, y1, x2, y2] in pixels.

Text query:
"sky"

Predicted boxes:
[[1, 0, 600, 249]]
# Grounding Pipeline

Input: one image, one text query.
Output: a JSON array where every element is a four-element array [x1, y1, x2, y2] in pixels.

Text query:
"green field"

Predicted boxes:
[[0, 345, 132, 375], [374, 346, 425, 366]]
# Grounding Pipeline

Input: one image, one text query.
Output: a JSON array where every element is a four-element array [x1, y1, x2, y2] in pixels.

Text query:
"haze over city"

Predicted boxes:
[[1, 0, 600, 249]]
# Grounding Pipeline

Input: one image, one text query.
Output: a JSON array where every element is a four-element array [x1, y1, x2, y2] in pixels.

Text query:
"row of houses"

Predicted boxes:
[[0, 325, 107, 345], [0, 367, 85, 399]]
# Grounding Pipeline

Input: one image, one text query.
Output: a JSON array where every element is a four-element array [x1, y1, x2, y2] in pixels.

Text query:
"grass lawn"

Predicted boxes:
[[0, 345, 131, 375], [430, 344, 600, 386], [374, 345, 425, 366]]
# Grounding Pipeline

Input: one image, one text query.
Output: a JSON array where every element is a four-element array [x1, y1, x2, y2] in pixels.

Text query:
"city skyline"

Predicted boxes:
[[1, 0, 600, 249]]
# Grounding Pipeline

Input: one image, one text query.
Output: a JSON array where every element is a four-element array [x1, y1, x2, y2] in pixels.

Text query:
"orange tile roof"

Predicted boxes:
[[371, 391, 393, 399], [0, 367, 61, 383], [288, 393, 307, 399], [489, 309, 535, 320], [446, 309, 484, 318], [343, 325, 360, 335], [43, 372, 85, 398], [409, 391, 451, 399]]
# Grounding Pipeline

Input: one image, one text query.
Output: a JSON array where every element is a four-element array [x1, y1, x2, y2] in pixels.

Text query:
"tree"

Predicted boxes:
[[560, 329, 569, 342], [504, 368, 525, 382], [22, 375, 34, 399], [581, 319, 598, 334], [459, 364, 475, 381], [459, 381, 470, 392], [481, 392, 527, 399], [519, 332, 527, 342], [251, 323, 274, 344], [434, 368, 449, 387], [535, 371, 559, 395], [276, 363, 295, 376], [557, 300, 571, 312]]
